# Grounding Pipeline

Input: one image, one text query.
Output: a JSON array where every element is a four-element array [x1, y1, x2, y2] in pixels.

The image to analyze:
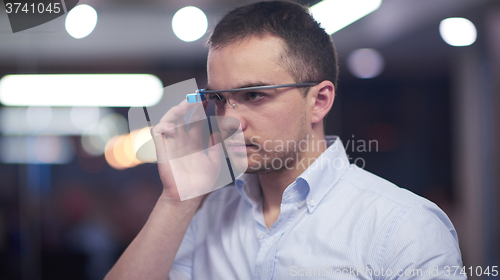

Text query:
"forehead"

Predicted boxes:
[[207, 35, 294, 89]]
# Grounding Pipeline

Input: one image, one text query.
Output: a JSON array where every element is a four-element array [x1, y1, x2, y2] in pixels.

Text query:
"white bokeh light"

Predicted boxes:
[[26, 107, 53, 132], [81, 113, 128, 156], [172, 6, 208, 42], [310, 0, 382, 34], [70, 107, 100, 130], [347, 48, 385, 79], [0, 74, 163, 107], [65, 4, 98, 39], [439, 17, 477, 47]]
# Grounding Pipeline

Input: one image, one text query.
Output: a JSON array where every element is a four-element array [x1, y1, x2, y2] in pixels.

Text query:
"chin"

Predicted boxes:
[[227, 153, 250, 174]]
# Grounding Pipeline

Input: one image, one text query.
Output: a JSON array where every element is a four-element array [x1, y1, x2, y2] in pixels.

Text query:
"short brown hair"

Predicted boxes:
[[207, 0, 339, 93]]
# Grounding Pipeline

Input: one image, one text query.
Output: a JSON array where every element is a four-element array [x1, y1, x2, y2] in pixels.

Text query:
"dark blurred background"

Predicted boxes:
[[0, 0, 499, 279]]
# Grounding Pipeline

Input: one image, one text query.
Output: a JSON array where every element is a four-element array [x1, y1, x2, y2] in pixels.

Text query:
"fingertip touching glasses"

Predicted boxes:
[[186, 82, 320, 109]]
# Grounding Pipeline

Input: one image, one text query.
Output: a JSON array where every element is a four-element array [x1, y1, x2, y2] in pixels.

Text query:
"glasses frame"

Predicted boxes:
[[186, 82, 320, 108]]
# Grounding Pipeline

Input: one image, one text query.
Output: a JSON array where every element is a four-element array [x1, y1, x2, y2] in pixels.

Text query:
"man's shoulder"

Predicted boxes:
[[324, 165, 460, 246], [329, 164, 458, 233], [339, 165, 437, 209]]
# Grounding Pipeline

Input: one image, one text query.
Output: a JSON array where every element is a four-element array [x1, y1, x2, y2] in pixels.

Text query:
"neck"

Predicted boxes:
[[259, 132, 328, 226]]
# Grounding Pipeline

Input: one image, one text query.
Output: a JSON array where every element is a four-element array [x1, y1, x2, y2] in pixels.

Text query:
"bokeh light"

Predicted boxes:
[[71, 107, 100, 130], [172, 6, 208, 42], [65, 4, 98, 39], [0, 136, 73, 164], [34, 136, 61, 163], [310, 0, 382, 35], [104, 136, 123, 170], [81, 113, 128, 156], [439, 17, 477, 47], [130, 127, 157, 162], [346, 48, 385, 79], [0, 74, 163, 107], [104, 133, 143, 170], [26, 106, 53, 132]]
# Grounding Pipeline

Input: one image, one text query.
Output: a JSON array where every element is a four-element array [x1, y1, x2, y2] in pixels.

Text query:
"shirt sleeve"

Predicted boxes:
[[168, 218, 196, 280], [378, 203, 466, 280]]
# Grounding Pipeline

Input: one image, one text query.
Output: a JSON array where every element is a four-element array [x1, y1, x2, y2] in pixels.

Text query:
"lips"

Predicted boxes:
[[225, 142, 254, 154]]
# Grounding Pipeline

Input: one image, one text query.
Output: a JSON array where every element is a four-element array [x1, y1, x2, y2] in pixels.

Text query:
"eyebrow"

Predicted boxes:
[[204, 81, 272, 92]]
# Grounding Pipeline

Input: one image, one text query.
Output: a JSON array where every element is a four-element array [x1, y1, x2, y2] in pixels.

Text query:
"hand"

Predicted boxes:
[[151, 99, 223, 204]]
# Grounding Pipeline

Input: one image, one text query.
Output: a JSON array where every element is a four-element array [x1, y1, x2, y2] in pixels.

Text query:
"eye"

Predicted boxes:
[[246, 92, 264, 101]]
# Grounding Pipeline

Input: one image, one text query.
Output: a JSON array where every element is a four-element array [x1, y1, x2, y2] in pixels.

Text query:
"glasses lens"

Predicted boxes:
[[228, 91, 266, 109], [207, 93, 225, 111]]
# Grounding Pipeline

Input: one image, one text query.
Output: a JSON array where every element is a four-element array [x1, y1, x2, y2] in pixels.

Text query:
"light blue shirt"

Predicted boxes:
[[170, 136, 465, 279]]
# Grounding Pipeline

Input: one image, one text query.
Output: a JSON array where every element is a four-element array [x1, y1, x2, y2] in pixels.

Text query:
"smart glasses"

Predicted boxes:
[[186, 82, 319, 109]]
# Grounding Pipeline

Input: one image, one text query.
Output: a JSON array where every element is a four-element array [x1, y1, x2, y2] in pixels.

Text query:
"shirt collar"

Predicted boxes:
[[299, 136, 349, 212], [235, 171, 261, 209], [235, 136, 350, 213]]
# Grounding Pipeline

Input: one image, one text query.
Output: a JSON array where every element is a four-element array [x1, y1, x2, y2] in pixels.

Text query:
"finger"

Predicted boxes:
[[154, 117, 189, 140], [151, 122, 176, 138], [159, 100, 197, 125]]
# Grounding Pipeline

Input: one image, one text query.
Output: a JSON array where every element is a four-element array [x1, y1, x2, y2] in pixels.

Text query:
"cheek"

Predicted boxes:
[[248, 98, 306, 137], [262, 111, 302, 136], [278, 102, 307, 128]]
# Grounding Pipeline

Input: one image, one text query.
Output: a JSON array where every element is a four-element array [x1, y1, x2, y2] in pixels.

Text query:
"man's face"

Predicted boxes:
[[207, 35, 311, 173]]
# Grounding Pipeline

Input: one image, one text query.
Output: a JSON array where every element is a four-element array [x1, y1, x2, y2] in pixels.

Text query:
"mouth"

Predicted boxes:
[[225, 142, 255, 153]]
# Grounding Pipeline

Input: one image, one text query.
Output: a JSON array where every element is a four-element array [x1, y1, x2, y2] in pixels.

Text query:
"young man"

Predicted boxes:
[[106, 1, 465, 279]]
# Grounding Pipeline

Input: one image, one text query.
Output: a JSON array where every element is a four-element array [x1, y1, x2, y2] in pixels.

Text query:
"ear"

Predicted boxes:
[[308, 80, 335, 124]]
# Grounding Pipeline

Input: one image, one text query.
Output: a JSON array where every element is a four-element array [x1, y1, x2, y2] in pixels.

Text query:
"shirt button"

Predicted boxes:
[[258, 233, 265, 239], [308, 200, 316, 207]]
